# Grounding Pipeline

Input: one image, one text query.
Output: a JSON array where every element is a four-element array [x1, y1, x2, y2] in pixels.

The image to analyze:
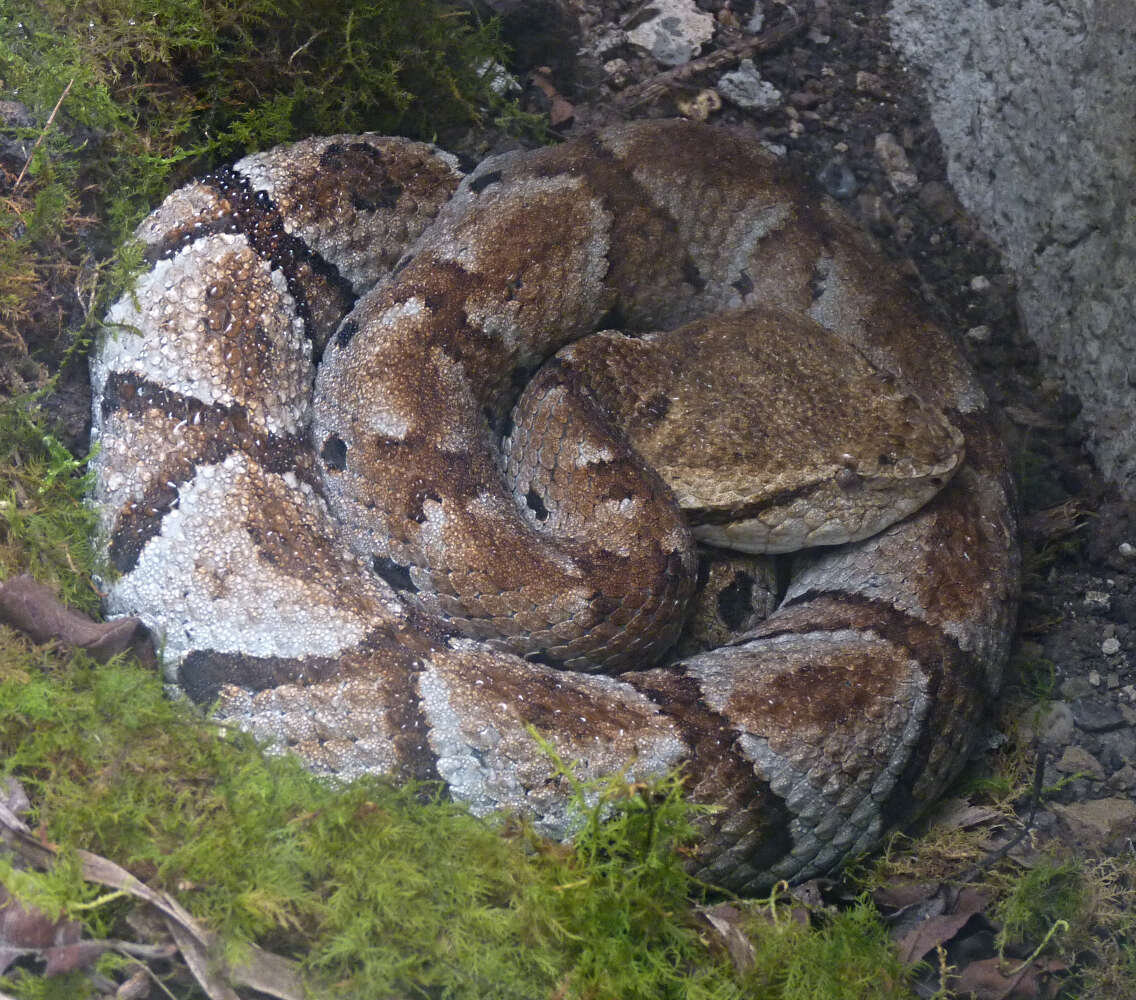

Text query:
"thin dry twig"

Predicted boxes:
[[13, 78, 74, 192]]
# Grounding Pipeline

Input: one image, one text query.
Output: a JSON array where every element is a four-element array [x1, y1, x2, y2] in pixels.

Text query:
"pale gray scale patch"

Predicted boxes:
[[212, 678, 409, 782], [419, 644, 688, 840], [95, 234, 311, 436], [416, 660, 515, 820], [575, 442, 615, 467], [786, 508, 1007, 667], [362, 380, 413, 439], [693, 200, 796, 310], [235, 136, 463, 294], [428, 147, 525, 221], [788, 530, 918, 614], [688, 627, 930, 879], [803, 254, 870, 344], [105, 455, 375, 680], [463, 300, 527, 354]]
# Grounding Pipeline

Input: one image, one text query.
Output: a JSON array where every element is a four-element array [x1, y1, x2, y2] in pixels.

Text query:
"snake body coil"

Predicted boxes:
[[91, 121, 1018, 891]]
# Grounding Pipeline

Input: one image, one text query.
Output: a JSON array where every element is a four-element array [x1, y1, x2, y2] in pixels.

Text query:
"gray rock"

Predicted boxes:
[[1096, 727, 1136, 771], [1071, 697, 1127, 733], [626, 0, 715, 67], [1107, 763, 1136, 791], [1054, 745, 1105, 781], [818, 159, 858, 200], [718, 59, 783, 110], [1035, 701, 1075, 744], [888, 0, 1136, 497], [1060, 675, 1094, 701], [874, 132, 918, 192], [1052, 797, 1136, 849]]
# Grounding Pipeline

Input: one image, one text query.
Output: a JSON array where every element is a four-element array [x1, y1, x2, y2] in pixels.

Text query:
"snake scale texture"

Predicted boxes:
[[90, 120, 1018, 892]]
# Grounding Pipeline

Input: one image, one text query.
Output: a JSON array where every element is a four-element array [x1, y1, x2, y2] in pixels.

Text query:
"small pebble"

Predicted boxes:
[[1072, 698, 1126, 733], [817, 159, 857, 199], [1084, 589, 1110, 610], [1108, 764, 1136, 791], [717, 58, 782, 110], [1102, 637, 1121, 655], [1035, 701, 1074, 744], [856, 70, 886, 95], [874, 132, 918, 191]]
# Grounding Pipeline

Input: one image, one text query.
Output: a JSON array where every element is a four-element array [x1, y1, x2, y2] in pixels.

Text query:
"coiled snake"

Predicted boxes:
[[90, 120, 1018, 892]]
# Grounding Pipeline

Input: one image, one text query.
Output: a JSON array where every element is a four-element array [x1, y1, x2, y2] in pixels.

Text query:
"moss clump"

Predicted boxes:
[[0, 401, 99, 613], [744, 893, 913, 999], [994, 859, 1086, 957]]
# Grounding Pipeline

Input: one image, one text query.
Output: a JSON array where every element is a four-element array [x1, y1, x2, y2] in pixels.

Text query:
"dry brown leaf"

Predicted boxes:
[[115, 969, 152, 999], [953, 955, 1067, 1000], [699, 903, 755, 971], [896, 887, 992, 966], [0, 574, 154, 665], [1003, 405, 1062, 430], [530, 70, 576, 126], [930, 797, 1007, 832], [0, 884, 83, 975], [872, 880, 940, 912]]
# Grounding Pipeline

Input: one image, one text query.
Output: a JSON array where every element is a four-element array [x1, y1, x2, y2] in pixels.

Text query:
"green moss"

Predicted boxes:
[[0, 402, 100, 613], [743, 894, 913, 1000], [3, 0, 510, 157], [0, 0, 517, 391], [994, 859, 1085, 957]]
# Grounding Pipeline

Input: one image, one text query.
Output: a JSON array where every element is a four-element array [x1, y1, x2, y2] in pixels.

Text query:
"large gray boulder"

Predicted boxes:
[[888, 0, 1136, 495]]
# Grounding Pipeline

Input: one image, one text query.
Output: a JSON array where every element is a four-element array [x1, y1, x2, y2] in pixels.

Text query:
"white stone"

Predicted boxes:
[[626, 0, 715, 67]]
